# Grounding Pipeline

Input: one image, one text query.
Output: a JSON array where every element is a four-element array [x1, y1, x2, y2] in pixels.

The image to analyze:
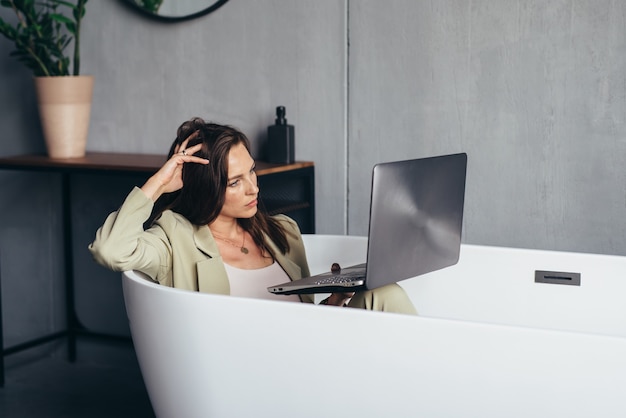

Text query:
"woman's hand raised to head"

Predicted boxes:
[[140, 133, 210, 201]]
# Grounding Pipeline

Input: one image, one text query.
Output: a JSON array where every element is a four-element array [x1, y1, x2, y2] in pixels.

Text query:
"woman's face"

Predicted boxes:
[[219, 142, 259, 220]]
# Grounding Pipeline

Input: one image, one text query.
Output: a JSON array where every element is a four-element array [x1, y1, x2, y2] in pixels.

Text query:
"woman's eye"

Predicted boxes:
[[228, 180, 240, 187]]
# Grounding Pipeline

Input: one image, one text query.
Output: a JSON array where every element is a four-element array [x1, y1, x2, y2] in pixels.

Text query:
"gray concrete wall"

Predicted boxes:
[[1, 0, 625, 345], [349, 0, 626, 255]]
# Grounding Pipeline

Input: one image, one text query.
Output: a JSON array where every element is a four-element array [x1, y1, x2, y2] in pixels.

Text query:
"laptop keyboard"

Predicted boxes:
[[312, 270, 364, 285]]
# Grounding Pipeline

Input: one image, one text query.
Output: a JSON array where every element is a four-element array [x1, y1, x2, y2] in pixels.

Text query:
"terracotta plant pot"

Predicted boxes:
[[34, 75, 94, 159]]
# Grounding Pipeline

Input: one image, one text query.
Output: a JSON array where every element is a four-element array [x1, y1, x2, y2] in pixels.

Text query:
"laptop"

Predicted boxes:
[[267, 152, 467, 295]]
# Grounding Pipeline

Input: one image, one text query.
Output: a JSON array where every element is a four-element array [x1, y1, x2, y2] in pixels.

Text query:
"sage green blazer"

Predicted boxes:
[[89, 187, 314, 304]]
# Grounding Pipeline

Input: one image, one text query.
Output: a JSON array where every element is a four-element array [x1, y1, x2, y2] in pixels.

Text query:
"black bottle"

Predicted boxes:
[[266, 106, 295, 164]]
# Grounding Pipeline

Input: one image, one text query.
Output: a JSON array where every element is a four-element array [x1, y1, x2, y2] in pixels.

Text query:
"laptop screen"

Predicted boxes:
[[365, 153, 467, 289]]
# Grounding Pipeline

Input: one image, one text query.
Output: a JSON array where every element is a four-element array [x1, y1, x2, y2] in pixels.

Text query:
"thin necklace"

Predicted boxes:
[[212, 229, 249, 254]]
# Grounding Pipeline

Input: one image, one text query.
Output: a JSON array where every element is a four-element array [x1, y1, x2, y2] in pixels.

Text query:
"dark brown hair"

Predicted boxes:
[[147, 117, 291, 254]]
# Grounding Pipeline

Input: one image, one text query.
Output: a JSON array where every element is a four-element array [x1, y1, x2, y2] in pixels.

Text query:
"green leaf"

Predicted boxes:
[[0, 19, 18, 39], [54, 0, 77, 9], [49, 13, 73, 25], [0, 0, 88, 76]]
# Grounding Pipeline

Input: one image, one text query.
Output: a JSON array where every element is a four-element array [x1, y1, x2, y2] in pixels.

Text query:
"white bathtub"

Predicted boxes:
[[123, 235, 626, 418]]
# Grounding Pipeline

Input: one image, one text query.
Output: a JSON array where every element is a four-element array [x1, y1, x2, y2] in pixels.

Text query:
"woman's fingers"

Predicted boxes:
[[327, 292, 354, 306], [161, 144, 207, 182], [177, 142, 205, 158], [174, 131, 200, 155], [327, 263, 354, 305], [141, 132, 205, 201], [170, 143, 208, 166]]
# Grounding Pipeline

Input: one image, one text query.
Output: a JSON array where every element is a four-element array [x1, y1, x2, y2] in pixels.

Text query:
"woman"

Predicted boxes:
[[89, 118, 416, 314]]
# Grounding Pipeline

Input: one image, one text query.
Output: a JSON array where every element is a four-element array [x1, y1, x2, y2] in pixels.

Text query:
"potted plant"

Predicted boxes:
[[0, 0, 92, 158]]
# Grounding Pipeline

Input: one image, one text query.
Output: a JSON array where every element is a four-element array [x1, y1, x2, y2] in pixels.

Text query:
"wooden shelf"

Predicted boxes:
[[0, 152, 313, 176]]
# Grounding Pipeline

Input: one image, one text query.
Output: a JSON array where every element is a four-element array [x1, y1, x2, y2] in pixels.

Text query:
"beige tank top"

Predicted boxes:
[[224, 261, 300, 302]]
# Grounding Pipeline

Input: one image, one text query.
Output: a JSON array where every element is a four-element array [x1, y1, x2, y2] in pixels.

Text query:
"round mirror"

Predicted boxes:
[[124, 0, 229, 22]]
